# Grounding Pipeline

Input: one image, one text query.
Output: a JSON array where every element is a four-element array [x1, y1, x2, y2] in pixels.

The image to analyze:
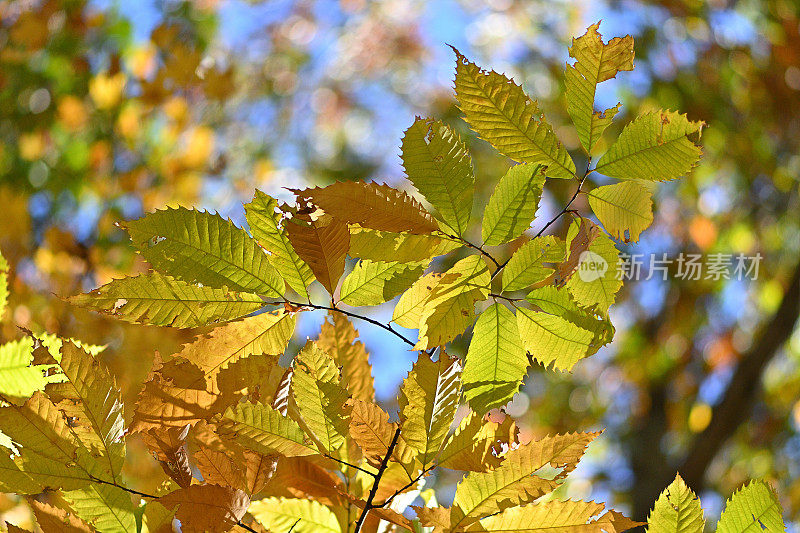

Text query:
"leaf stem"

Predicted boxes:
[[353, 426, 402, 533], [281, 300, 417, 349], [441, 232, 501, 269], [324, 452, 378, 477]]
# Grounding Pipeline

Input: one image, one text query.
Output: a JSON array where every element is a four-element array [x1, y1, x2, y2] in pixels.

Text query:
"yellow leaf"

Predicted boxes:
[[316, 312, 374, 401]]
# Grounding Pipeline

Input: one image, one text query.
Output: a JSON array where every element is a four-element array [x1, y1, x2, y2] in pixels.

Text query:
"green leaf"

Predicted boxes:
[[463, 303, 528, 414], [452, 48, 576, 179], [340, 260, 427, 307], [517, 287, 614, 371], [62, 483, 137, 533], [45, 342, 126, 481], [587, 181, 654, 242], [564, 227, 623, 314], [450, 432, 599, 528], [401, 117, 475, 236], [502, 236, 565, 292], [438, 411, 517, 472], [414, 255, 491, 350], [481, 164, 546, 246], [245, 190, 315, 298], [348, 225, 459, 263], [565, 22, 635, 153], [250, 497, 342, 533], [594, 110, 704, 181], [221, 401, 318, 457], [399, 352, 462, 469], [0, 338, 58, 399], [716, 480, 785, 533], [69, 272, 264, 328], [291, 343, 350, 453], [124, 206, 285, 296], [647, 474, 705, 533]]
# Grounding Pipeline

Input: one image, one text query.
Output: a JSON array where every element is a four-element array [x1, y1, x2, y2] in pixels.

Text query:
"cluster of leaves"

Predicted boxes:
[[648, 474, 785, 533], [0, 22, 784, 533]]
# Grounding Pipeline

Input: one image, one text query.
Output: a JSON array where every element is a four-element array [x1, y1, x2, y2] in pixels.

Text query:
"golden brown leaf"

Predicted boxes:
[[172, 311, 296, 392], [159, 484, 250, 533], [285, 214, 349, 295], [263, 457, 346, 506], [27, 499, 93, 533], [142, 424, 193, 489], [130, 355, 235, 433], [294, 181, 438, 234], [316, 312, 374, 401]]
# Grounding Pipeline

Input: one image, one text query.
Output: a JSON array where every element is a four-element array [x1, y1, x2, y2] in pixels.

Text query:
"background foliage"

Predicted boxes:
[[0, 0, 798, 530]]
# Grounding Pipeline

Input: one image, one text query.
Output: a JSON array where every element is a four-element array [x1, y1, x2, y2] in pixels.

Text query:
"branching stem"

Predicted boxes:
[[353, 426, 402, 533]]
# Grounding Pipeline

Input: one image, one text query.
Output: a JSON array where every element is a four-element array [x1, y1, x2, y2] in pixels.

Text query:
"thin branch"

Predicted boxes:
[[377, 463, 436, 509], [236, 521, 260, 533], [440, 232, 502, 269], [353, 426, 402, 533], [88, 475, 157, 500], [324, 453, 377, 477], [491, 170, 588, 281], [489, 292, 523, 302], [281, 300, 417, 349]]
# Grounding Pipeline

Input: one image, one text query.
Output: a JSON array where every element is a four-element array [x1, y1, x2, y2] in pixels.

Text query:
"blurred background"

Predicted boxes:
[[0, 0, 799, 529]]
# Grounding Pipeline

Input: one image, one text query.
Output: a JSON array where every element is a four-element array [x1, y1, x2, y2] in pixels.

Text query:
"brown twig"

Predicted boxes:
[[353, 426, 403, 533], [279, 300, 417, 349]]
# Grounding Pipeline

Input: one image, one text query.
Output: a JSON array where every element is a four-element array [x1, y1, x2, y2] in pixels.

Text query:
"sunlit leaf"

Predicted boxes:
[[482, 164, 545, 246], [716, 480, 785, 533], [340, 259, 426, 307], [587, 181, 654, 242], [453, 48, 576, 179], [70, 272, 264, 328], [594, 110, 704, 181], [399, 352, 462, 469], [401, 117, 475, 236], [250, 497, 342, 533], [565, 22, 634, 153], [647, 474, 705, 533], [245, 190, 315, 298], [285, 214, 350, 295], [502, 235, 565, 292], [463, 303, 528, 414], [348, 225, 459, 263], [124, 206, 285, 296], [295, 181, 439, 234]]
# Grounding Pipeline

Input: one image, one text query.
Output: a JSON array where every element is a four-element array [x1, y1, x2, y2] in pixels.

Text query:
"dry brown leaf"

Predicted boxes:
[[172, 311, 295, 392], [143, 424, 193, 488], [130, 357, 235, 433], [554, 217, 600, 285], [294, 181, 438, 234], [27, 498, 93, 532], [348, 399, 398, 467], [285, 214, 349, 295], [159, 484, 250, 533], [262, 456, 345, 506]]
